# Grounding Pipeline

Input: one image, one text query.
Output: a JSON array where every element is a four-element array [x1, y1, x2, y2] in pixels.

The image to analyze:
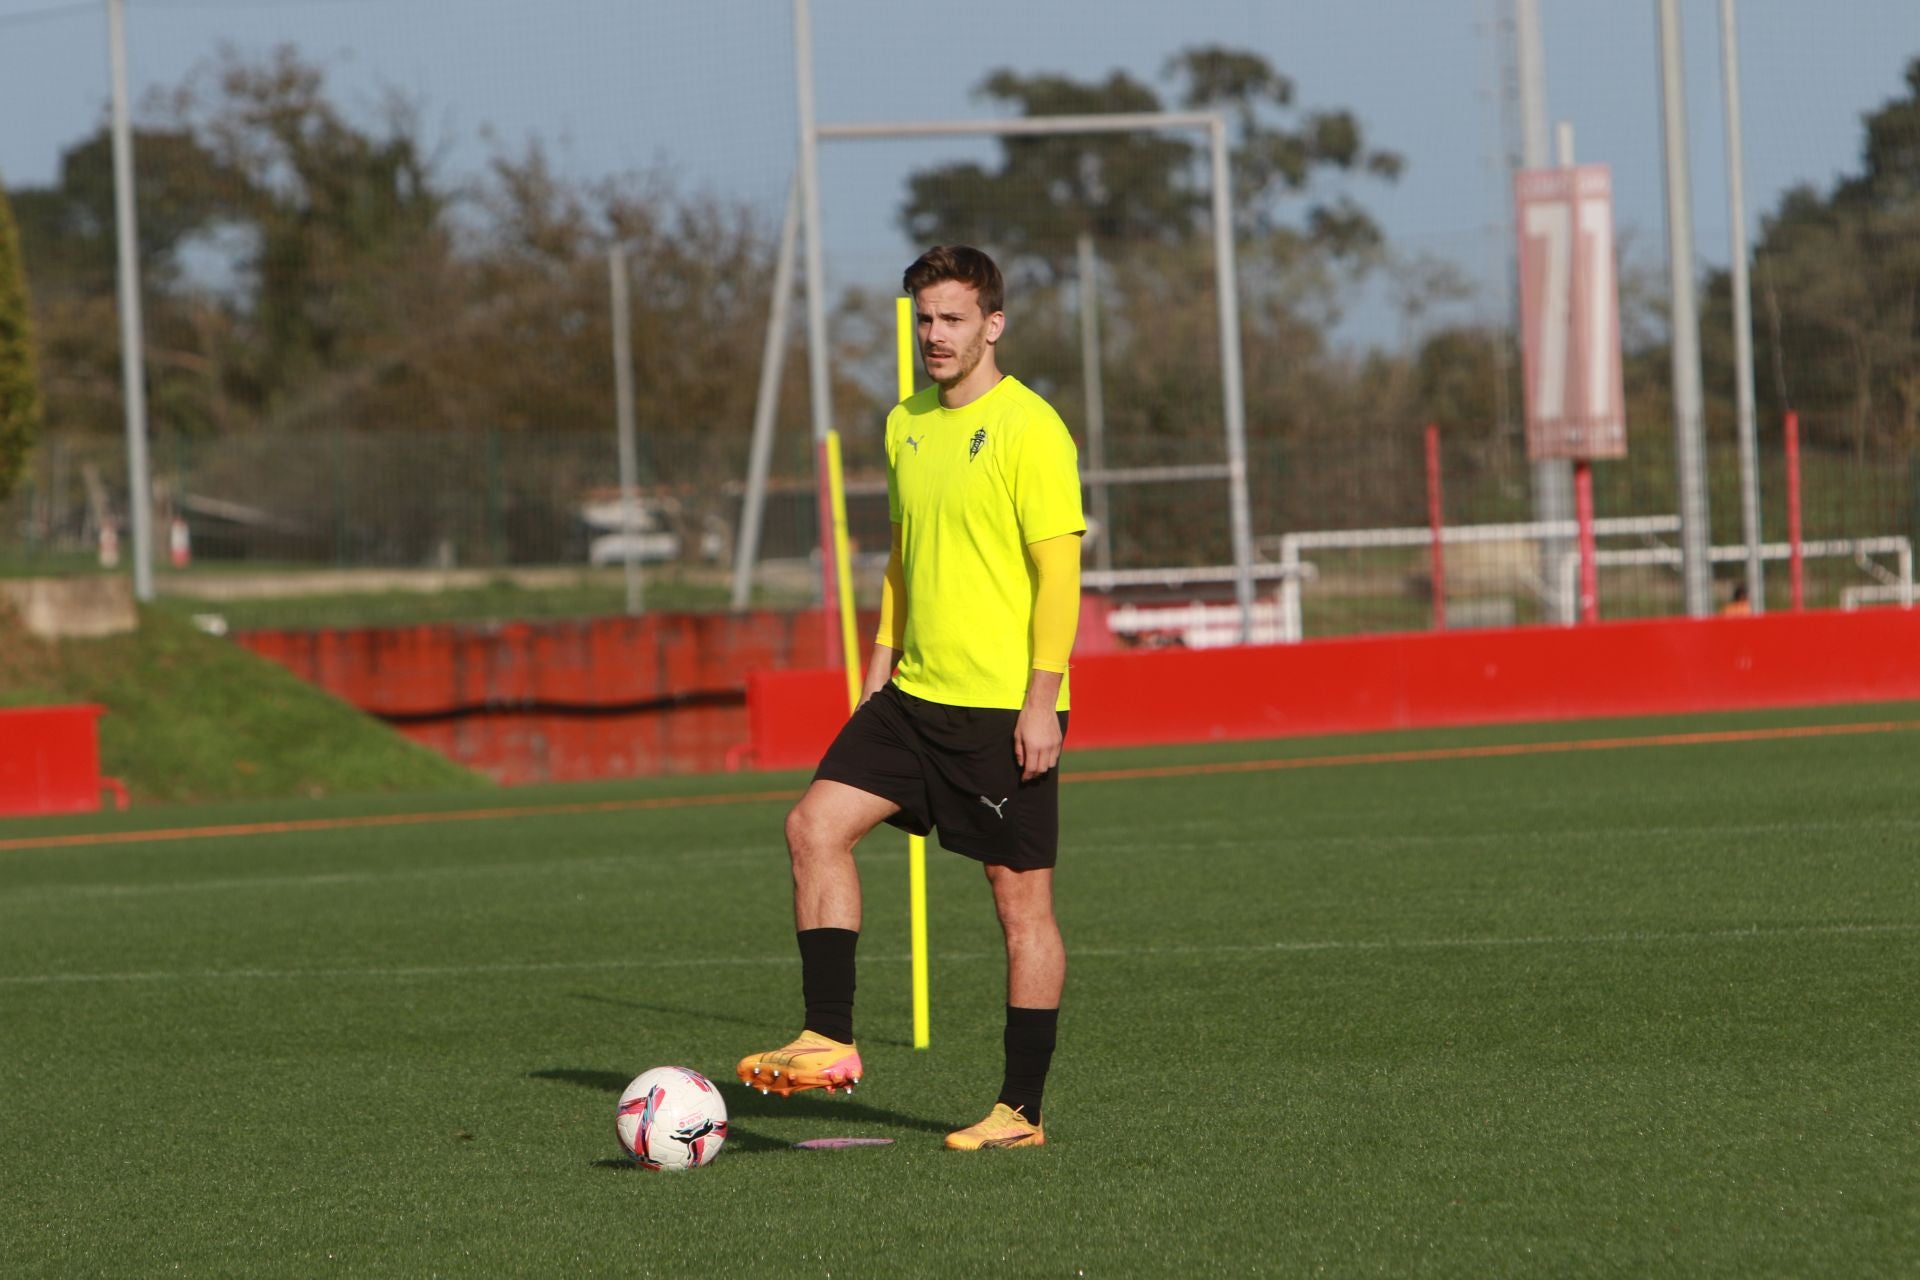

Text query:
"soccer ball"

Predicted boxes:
[[615, 1066, 729, 1171]]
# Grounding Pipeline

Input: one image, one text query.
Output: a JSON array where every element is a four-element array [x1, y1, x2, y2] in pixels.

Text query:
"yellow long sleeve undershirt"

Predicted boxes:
[[874, 528, 1081, 674], [875, 524, 907, 650], [1026, 532, 1081, 673]]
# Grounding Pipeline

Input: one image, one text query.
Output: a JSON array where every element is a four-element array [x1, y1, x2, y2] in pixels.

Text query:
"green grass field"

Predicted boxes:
[[4, 704, 1919, 1276]]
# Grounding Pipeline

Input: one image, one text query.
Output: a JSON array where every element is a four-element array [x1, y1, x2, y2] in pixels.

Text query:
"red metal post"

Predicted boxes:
[[1574, 459, 1599, 623], [814, 438, 842, 662], [1785, 411, 1804, 611], [1424, 424, 1446, 631]]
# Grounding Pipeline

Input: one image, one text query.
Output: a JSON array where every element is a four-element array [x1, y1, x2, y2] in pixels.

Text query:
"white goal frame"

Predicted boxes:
[[791, 98, 1260, 638]]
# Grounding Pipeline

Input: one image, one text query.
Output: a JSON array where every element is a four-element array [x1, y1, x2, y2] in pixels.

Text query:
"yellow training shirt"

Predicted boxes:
[[884, 375, 1085, 711]]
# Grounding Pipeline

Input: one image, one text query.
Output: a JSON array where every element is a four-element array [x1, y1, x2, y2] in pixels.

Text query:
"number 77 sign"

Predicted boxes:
[[1515, 165, 1626, 460]]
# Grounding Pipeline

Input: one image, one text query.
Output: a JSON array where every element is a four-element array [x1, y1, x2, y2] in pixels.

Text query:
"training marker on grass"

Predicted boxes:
[[791, 1138, 894, 1150]]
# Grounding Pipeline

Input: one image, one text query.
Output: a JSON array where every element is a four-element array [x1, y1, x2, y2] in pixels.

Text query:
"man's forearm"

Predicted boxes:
[[1022, 667, 1064, 713]]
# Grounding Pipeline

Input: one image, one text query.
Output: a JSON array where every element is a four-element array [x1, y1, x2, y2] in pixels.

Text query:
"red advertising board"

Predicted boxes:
[[1515, 165, 1626, 460]]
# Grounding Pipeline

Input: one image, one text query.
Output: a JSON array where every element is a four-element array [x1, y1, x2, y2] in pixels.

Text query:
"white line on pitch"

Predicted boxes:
[[2, 921, 1914, 987], [0, 846, 780, 905], [7, 814, 1919, 907]]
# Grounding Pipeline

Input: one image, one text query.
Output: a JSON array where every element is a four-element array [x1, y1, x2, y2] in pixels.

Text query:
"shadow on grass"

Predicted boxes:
[[529, 1066, 949, 1160], [566, 991, 914, 1049]]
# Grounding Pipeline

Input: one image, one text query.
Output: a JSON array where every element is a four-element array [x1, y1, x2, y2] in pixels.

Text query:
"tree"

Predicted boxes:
[[0, 176, 44, 503], [161, 45, 452, 411], [8, 47, 881, 565], [890, 49, 1406, 561], [9, 126, 243, 441], [9, 126, 241, 299], [899, 47, 1401, 278], [1702, 57, 1920, 457]]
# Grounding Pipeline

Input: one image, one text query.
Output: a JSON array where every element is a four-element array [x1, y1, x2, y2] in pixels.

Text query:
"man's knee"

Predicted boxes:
[[786, 791, 873, 862], [785, 801, 829, 859], [986, 865, 1054, 924]]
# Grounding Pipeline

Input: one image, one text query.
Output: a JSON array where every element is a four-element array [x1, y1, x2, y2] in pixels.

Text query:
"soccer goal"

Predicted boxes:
[[729, 97, 1265, 641], [1551, 536, 1915, 616]]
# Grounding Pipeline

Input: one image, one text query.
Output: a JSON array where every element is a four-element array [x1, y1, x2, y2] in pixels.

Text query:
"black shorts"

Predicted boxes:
[[813, 683, 1067, 870]]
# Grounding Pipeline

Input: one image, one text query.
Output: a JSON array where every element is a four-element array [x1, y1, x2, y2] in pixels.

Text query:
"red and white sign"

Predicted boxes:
[[1515, 165, 1626, 460]]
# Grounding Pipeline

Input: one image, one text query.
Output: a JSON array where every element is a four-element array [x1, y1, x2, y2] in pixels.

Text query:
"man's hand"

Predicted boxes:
[[1015, 668, 1065, 782]]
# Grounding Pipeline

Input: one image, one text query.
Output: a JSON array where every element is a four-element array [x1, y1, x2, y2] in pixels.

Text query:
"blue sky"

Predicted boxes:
[[1, 0, 1914, 346]]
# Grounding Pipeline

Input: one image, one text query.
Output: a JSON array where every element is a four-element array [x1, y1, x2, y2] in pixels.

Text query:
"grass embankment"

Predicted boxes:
[[0, 605, 484, 805]]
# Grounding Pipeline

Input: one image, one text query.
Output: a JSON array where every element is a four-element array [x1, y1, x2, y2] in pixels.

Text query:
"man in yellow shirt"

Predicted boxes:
[[738, 246, 1083, 1151]]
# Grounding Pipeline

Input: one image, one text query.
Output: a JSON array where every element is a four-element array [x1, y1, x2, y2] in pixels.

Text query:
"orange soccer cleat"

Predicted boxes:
[[943, 1102, 1046, 1150], [735, 1030, 863, 1097]]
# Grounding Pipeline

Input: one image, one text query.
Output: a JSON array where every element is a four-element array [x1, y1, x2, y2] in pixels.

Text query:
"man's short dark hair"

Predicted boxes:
[[903, 245, 1005, 317]]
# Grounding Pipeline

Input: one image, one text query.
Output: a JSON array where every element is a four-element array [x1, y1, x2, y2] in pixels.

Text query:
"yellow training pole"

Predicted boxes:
[[824, 431, 861, 711], [897, 295, 931, 1051], [896, 295, 915, 397]]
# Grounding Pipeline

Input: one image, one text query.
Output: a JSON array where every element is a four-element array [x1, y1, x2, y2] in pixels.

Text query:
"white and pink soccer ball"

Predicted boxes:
[[615, 1066, 729, 1171]]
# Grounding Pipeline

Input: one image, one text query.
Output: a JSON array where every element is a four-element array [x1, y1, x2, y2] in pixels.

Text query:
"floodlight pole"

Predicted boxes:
[[1719, 0, 1765, 613], [609, 244, 643, 615], [793, 0, 840, 653], [107, 0, 154, 601], [1513, 0, 1576, 624], [1557, 122, 1602, 626], [1208, 117, 1257, 641], [1656, 0, 1715, 618], [731, 178, 801, 611]]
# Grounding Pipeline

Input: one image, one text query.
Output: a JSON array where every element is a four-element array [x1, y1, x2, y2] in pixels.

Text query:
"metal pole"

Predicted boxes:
[[1513, 0, 1551, 172], [793, 0, 839, 644], [1207, 117, 1256, 643], [609, 245, 643, 615], [731, 178, 801, 611], [1656, 0, 1715, 617], [1573, 461, 1599, 622], [1785, 411, 1804, 610], [107, 0, 154, 602], [1076, 232, 1113, 575], [1425, 424, 1447, 630], [1514, 0, 1575, 623], [1558, 122, 1601, 625], [1719, 0, 1765, 613]]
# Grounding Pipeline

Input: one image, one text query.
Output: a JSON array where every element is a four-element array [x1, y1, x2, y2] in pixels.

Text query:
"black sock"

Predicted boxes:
[[997, 1005, 1058, 1125], [797, 927, 858, 1044]]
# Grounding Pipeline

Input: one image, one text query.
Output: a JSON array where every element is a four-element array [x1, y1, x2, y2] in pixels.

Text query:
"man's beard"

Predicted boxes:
[[933, 333, 986, 387]]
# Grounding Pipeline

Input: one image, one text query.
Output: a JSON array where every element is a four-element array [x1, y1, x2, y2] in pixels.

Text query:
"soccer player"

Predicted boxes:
[[737, 245, 1084, 1151]]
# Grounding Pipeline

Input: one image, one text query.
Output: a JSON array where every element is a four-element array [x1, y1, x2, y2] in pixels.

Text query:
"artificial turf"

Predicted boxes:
[[3, 704, 1918, 1276]]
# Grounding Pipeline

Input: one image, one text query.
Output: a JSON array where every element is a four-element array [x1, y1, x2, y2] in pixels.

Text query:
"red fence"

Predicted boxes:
[[745, 608, 1920, 770], [237, 609, 875, 783], [0, 705, 128, 816], [239, 606, 1920, 784]]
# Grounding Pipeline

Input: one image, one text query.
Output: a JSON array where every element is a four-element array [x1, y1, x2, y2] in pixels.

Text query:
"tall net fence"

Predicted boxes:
[[1, 1, 1914, 635]]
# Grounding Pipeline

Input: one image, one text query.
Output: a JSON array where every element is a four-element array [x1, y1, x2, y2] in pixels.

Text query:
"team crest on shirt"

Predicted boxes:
[[969, 428, 987, 460]]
